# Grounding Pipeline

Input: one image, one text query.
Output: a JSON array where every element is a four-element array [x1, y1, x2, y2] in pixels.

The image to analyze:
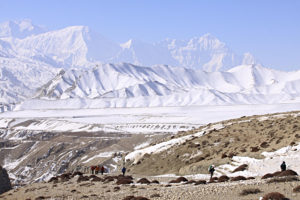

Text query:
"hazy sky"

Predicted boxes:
[[1, 0, 300, 71]]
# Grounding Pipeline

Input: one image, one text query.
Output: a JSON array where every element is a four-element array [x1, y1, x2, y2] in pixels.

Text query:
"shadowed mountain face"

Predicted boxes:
[[0, 165, 11, 194]]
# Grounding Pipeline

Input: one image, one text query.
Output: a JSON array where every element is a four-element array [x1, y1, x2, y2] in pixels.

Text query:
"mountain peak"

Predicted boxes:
[[0, 19, 46, 38], [120, 39, 133, 49]]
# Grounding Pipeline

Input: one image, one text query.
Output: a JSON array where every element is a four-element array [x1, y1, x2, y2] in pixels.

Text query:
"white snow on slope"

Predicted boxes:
[[12, 63, 300, 110]]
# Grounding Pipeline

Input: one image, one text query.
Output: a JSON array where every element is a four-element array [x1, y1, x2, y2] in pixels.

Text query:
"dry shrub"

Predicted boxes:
[[137, 178, 151, 184], [116, 178, 133, 185], [169, 177, 188, 183], [221, 153, 227, 159], [276, 170, 298, 177], [293, 185, 300, 193], [150, 194, 161, 198], [72, 171, 83, 177], [267, 176, 298, 183], [233, 164, 248, 173], [90, 176, 102, 182], [231, 176, 247, 181], [262, 192, 287, 200], [218, 175, 230, 182], [240, 188, 262, 196], [247, 177, 255, 180], [151, 180, 159, 184], [228, 152, 236, 158], [134, 197, 150, 200], [185, 180, 196, 184], [123, 196, 150, 200], [262, 173, 274, 179], [251, 146, 260, 152], [48, 177, 58, 183], [194, 180, 206, 185], [260, 142, 269, 148], [272, 171, 282, 176], [77, 175, 90, 182]]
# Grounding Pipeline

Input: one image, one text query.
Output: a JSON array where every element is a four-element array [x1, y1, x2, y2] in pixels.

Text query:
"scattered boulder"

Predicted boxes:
[[232, 164, 248, 173], [262, 192, 287, 200], [0, 166, 12, 195], [137, 178, 151, 184]]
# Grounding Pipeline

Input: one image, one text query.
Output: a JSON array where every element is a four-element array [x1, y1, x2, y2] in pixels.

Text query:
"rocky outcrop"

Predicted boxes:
[[0, 165, 12, 194]]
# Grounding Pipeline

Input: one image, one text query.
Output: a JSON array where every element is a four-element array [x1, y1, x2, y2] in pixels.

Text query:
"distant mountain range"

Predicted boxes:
[[0, 19, 299, 109]]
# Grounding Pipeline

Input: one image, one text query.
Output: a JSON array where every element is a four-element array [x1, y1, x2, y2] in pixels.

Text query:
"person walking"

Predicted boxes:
[[91, 166, 95, 174], [280, 161, 286, 171], [208, 165, 215, 179], [100, 166, 105, 175], [122, 166, 126, 176]]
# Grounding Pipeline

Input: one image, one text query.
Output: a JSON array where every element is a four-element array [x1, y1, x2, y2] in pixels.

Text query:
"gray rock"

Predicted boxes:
[[0, 165, 12, 194]]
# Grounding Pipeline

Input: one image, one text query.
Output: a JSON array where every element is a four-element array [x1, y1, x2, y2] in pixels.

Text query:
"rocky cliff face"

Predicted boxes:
[[0, 165, 12, 194]]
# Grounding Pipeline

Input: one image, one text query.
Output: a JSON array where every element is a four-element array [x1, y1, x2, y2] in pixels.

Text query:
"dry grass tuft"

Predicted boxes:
[[218, 175, 230, 182], [262, 192, 287, 200], [240, 188, 262, 196], [293, 185, 300, 193], [266, 176, 298, 183], [232, 164, 248, 173], [231, 176, 247, 181]]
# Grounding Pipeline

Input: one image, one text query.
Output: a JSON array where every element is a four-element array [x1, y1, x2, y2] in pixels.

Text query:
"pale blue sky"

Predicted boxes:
[[1, 0, 300, 71]]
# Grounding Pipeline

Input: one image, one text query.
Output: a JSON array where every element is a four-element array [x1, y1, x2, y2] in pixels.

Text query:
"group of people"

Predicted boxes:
[[90, 165, 106, 175], [208, 161, 288, 179]]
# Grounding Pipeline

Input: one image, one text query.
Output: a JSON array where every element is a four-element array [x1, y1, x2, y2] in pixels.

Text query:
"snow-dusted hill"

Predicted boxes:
[[14, 63, 300, 110]]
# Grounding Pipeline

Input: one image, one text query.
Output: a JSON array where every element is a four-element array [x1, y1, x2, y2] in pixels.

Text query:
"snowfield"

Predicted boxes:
[[1, 103, 300, 134]]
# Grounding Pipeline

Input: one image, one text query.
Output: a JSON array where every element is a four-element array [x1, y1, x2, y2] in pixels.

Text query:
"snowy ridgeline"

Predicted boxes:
[[10, 63, 300, 111], [0, 19, 278, 107]]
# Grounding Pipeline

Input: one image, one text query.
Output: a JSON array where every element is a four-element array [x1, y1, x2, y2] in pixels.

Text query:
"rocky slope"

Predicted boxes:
[[126, 111, 300, 176]]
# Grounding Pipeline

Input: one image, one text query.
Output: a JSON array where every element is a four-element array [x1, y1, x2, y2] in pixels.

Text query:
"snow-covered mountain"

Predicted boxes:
[[1, 19, 299, 109], [0, 19, 46, 39], [0, 19, 258, 71], [108, 34, 257, 71], [14, 63, 300, 110]]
